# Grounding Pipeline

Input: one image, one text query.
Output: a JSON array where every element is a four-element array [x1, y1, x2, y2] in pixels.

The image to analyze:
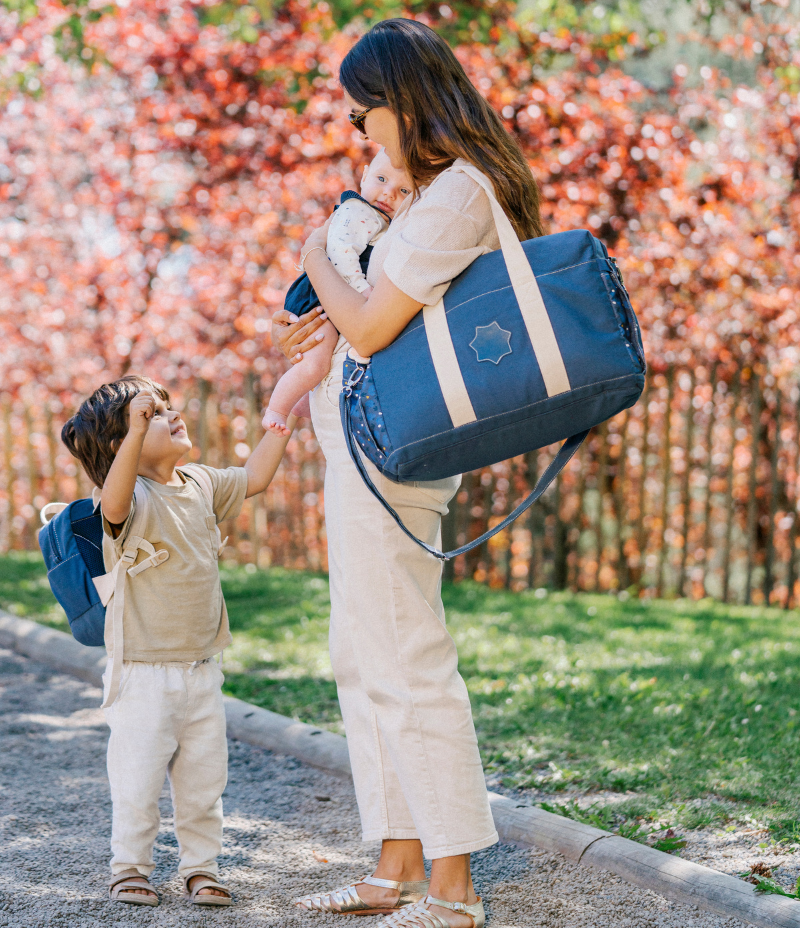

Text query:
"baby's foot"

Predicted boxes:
[[292, 394, 311, 420], [262, 408, 291, 436]]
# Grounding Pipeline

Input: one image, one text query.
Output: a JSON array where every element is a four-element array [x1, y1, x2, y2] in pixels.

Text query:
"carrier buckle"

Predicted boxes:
[[343, 365, 365, 396]]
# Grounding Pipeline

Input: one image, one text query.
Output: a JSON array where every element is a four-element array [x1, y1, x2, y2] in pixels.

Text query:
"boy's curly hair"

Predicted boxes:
[[61, 375, 170, 488]]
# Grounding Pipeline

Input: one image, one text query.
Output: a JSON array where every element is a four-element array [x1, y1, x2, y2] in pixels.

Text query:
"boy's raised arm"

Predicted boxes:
[[101, 392, 155, 525], [244, 413, 298, 498]]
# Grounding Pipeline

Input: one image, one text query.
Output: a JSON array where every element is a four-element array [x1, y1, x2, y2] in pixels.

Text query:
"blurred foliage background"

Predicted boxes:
[[1, 0, 800, 602]]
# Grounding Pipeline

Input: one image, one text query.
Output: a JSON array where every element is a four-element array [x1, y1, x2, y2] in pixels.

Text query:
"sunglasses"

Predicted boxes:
[[348, 105, 378, 134]]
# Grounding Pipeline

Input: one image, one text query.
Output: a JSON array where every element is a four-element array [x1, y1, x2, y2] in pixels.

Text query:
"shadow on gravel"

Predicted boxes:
[[0, 647, 750, 928]]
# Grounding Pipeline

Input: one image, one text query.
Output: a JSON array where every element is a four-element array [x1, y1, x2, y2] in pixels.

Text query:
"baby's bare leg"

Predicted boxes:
[[263, 320, 338, 435]]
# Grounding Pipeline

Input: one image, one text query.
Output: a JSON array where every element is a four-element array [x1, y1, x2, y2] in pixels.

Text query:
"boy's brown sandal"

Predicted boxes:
[[184, 871, 233, 907], [295, 875, 430, 915], [109, 869, 159, 906]]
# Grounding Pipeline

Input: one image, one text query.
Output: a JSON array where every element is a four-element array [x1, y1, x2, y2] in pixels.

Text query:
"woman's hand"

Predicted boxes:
[[272, 307, 330, 363], [300, 214, 333, 265]]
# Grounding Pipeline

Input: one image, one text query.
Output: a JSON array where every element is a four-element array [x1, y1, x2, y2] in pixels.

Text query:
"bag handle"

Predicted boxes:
[[340, 391, 587, 561], [449, 163, 571, 398]]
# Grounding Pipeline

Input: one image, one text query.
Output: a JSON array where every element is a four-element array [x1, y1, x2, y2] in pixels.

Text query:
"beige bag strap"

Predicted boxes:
[[422, 163, 571, 428], [97, 479, 169, 709]]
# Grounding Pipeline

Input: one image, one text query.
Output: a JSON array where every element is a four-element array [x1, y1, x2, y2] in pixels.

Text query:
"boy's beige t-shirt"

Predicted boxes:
[[101, 464, 248, 662]]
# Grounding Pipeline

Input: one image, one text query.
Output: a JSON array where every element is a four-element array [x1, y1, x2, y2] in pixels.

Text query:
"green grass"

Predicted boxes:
[[3, 551, 800, 836]]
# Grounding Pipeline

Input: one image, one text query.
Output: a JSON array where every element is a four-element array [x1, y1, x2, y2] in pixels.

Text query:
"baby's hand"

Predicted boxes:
[[129, 392, 155, 434]]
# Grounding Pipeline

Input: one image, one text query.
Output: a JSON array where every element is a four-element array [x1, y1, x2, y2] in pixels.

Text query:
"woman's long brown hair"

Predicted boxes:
[[339, 19, 545, 240]]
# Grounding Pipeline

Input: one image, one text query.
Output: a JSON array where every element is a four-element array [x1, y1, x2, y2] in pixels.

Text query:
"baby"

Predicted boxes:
[[263, 148, 412, 435]]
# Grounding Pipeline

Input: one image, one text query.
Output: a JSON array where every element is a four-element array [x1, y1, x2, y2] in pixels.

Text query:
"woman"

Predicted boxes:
[[272, 19, 545, 928]]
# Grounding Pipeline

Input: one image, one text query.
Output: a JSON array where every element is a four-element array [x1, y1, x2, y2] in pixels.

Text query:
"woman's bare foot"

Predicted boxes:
[[186, 874, 228, 898], [262, 407, 291, 436]]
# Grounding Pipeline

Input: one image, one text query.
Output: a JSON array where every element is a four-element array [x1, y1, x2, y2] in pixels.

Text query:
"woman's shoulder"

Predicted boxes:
[[421, 159, 485, 203], [409, 160, 492, 227]]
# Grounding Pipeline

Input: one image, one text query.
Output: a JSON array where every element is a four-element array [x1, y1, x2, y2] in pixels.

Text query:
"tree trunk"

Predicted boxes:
[[634, 378, 651, 589], [594, 421, 609, 591], [45, 404, 60, 503], [23, 403, 39, 548], [2, 398, 15, 550], [455, 471, 474, 582], [785, 397, 800, 609], [744, 372, 762, 605], [678, 369, 696, 597], [553, 469, 568, 590], [701, 366, 718, 598], [245, 372, 260, 567], [197, 379, 211, 464], [612, 411, 630, 591], [762, 390, 780, 604], [573, 438, 589, 591], [722, 374, 741, 604], [526, 449, 540, 589], [656, 367, 674, 598]]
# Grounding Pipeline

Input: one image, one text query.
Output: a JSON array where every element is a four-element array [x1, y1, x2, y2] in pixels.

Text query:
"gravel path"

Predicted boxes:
[[0, 646, 751, 928]]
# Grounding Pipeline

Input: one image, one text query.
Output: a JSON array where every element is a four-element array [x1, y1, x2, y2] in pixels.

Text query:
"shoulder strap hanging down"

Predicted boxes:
[[340, 392, 587, 561]]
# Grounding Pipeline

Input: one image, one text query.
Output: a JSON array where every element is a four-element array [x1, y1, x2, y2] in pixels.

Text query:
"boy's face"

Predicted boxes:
[[137, 393, 192, 466], [359, 149, 412, 219]]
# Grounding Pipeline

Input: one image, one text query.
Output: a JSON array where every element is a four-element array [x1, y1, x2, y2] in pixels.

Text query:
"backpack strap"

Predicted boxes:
[[181, 464, 228, 557], [99, 479, 170, 709], [40, 502, 68, 525]]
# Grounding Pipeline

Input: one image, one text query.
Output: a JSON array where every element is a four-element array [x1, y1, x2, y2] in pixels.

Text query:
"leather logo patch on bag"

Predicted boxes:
[[469, 321, 512, 365]]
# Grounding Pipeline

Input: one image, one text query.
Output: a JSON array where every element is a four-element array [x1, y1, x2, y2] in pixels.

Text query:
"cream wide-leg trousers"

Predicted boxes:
[[310, 349, 498, 859], [103, 659, 227, 878]]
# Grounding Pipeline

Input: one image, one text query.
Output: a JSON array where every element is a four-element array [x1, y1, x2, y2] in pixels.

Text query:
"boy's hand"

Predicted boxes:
[[129, 392, 155, 434]]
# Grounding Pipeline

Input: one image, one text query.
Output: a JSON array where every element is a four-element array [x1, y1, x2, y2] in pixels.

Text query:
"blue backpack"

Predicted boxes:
[[38, 466, 217, 705], [38, 483, 155, 647]]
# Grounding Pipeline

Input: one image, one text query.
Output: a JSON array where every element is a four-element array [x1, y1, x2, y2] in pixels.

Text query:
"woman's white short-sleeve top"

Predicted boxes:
[[366, 157, 502, 306]]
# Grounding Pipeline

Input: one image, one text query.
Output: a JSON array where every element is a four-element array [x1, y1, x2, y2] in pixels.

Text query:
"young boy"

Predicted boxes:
[[262, 147, 412, 435], [61, 374, 297, 908]]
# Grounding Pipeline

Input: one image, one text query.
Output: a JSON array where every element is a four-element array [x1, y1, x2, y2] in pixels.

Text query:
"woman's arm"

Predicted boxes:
[[303, 247, 423, 358]]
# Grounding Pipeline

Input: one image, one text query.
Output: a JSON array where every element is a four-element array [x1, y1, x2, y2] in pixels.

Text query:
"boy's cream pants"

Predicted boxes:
[[310, 351, 499, 859], [103, 659, 227, 879]]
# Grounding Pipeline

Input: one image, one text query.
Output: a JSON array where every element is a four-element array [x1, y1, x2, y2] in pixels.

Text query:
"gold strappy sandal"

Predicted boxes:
[[295, 874, 430, 915], [381, 894, 485, 928]]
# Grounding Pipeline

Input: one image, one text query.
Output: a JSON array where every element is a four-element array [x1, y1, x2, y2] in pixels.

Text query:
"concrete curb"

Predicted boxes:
[[2, 611, 798, 928], [0, 612, 351, 779]]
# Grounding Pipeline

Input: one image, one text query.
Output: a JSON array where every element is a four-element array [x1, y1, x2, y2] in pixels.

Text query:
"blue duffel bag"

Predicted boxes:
[[340, 163, 646, 560]]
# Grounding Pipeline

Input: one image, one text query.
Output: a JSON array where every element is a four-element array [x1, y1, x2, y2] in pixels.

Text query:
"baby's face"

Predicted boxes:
[[360, 151, 412, 218]]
